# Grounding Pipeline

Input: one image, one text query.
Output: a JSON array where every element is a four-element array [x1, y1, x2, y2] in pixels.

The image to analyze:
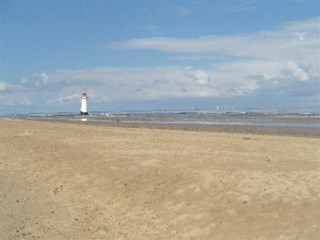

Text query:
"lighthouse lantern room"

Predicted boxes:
[[80, 92, 88, 115]]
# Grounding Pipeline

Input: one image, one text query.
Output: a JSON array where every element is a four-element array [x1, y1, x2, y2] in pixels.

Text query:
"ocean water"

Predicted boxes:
[[10, 109, 320, 128]]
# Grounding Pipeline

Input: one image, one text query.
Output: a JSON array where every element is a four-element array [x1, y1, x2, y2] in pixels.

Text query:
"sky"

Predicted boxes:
[[1, 0, 320, 114]]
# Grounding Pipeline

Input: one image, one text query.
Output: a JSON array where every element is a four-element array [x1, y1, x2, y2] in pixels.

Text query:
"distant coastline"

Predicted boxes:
[[5, 109, 319, 138]]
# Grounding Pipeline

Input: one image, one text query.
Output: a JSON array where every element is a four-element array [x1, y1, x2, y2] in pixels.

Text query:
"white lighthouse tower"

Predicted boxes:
[[80, 92, 88, 115]]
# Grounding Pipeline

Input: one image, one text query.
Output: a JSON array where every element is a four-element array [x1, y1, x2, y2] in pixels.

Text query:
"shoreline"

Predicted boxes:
[[9, 116, 320, 138]]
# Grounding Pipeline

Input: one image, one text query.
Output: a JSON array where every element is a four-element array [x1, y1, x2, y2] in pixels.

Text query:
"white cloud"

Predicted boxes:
[[2, 18, 319, 109], [49, 93, 79, 104], [111, 17, 320, 69], [108, 18, 319, 101], [2, 66, 263, 106], [0, 81, 24, 91], [286, 61, 309, 81], [0, 90, 32, 106], [293, 32, 307, 41], [0, 81, 11, 91], [194, 71, 210, 85]]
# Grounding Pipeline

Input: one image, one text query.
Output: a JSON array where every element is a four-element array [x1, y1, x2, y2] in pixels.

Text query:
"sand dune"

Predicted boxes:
[[0, 118, 319, 239]]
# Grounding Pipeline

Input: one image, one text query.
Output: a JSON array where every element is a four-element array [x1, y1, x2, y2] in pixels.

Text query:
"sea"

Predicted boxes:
[[6, 108, 320, 129]]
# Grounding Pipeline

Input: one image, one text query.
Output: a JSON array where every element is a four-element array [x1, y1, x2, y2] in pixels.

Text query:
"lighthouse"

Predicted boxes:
[[80, 92, 88, 115]]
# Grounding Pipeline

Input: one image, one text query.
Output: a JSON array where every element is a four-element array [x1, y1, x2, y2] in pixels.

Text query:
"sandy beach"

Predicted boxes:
[[0, 118, 319, 240]]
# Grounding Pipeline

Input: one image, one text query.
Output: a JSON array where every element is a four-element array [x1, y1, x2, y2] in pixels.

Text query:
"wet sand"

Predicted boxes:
[[82, 121, 320, 138], [23, 114, 320, 138], [1, 118, 319, 239]]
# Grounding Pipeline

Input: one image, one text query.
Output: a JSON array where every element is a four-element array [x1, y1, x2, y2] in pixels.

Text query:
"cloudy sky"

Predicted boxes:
[[1, 0, 319, 114]]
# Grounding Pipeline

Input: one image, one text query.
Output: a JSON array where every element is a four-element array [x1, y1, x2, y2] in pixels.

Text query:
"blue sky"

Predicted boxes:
[[1, 0, 320, 114]]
